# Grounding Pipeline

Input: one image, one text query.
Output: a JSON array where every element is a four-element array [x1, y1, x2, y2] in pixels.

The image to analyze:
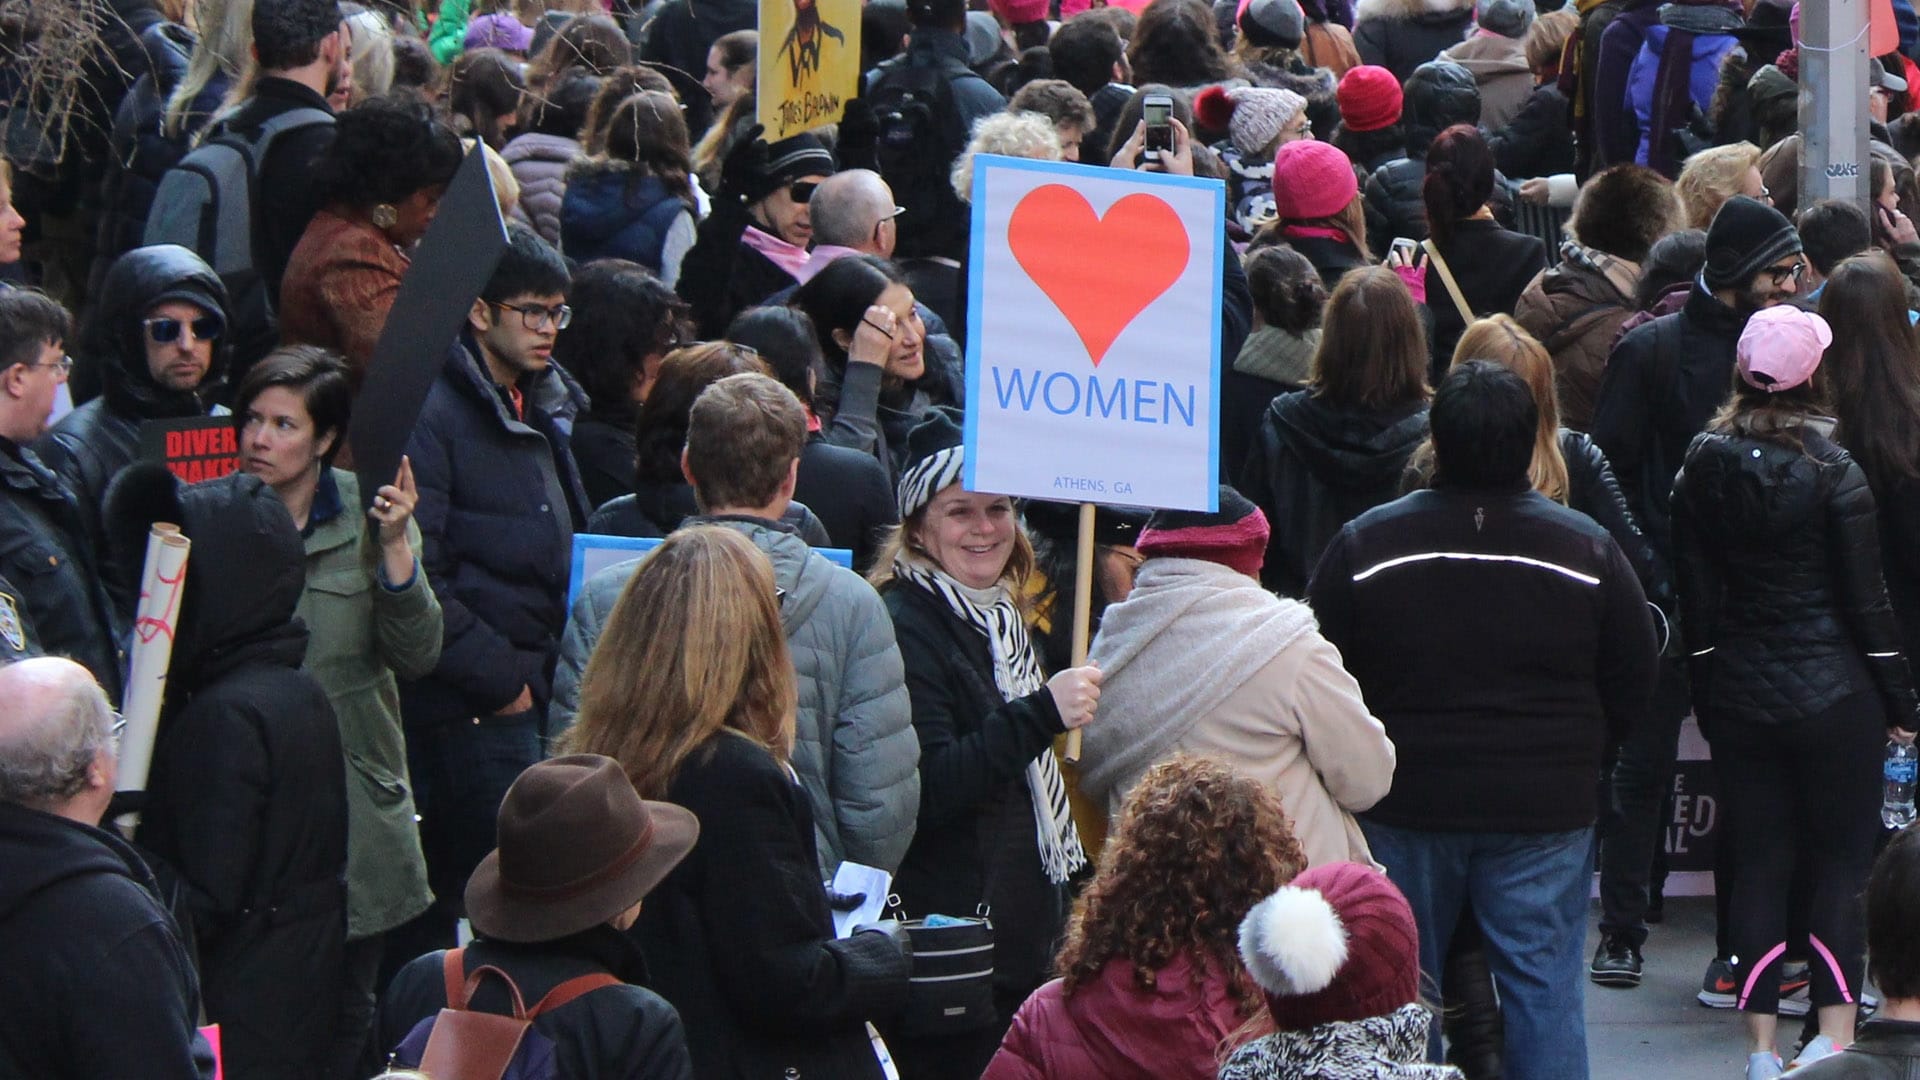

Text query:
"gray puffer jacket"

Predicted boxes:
[[551, 515, 920, 874], [502, 132, 581, 247]]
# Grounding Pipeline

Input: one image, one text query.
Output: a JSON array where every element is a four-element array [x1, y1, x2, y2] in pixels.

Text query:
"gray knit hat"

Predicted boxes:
[[1702, 195, 1802, 292]]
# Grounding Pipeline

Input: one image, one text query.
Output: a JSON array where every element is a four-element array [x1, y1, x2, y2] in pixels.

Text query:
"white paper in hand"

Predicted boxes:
[[830, 861, 891, 938]]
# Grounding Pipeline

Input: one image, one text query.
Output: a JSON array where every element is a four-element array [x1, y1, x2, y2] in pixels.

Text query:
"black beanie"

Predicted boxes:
[[1703, 195, 1802, 292], [896, 406, 967, 518]]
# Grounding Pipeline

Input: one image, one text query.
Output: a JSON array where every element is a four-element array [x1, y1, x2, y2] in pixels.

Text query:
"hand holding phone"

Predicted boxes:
[[1142, 94, 1174, 161]]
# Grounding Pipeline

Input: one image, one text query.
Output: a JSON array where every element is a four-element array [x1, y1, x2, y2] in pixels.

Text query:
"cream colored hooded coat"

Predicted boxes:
[[1078, 557, 1395, 867]]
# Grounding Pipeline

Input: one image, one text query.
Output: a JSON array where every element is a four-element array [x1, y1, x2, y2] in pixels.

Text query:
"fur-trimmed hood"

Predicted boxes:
[[1355, 0, 1475, 24]]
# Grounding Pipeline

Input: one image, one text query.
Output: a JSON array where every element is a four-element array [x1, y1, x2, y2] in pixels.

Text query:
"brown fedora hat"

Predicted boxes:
[[466, 754, 698, 943]]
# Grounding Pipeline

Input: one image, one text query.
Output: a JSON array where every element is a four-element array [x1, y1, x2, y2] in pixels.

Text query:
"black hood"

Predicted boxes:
[[103, 465, 308, 692], [1402, 59, 1481, 153], [0, 800, 157, 923], [85, 245, 232, 420], [1268, 391, 1432, 491]]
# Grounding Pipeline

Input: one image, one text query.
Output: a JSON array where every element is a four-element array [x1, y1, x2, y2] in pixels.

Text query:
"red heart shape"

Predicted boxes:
[[1007, 184, 1191, 367]]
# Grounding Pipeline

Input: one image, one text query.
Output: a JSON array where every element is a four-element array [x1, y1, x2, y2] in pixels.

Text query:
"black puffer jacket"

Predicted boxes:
[[1362, 60, 1503, 255], [93, 22, 198, 272], [1240, 389, 1432, 597], [124, 469, 348, 1080], [40, 244, 231, 583], [1489, 82, 1576, 179], [1672, 423, 1918, 731]]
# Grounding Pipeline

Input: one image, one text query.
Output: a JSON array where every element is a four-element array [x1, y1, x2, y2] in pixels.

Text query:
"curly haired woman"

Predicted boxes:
[[982, 755, 1309, 1080]]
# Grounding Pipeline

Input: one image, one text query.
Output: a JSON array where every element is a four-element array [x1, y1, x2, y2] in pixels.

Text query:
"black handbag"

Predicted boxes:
[[887, 899, 997, 1038]]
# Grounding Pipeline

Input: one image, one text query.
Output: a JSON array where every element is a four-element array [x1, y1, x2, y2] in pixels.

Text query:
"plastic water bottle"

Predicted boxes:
[[1884, 740, 1918, 829]]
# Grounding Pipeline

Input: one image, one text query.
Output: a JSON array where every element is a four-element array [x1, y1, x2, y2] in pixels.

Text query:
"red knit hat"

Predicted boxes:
[[1270, 140, 1359, 221], [1136, 485, 1269, 578], [1238, 862, 1423, 1032], [1338, 64, 1404, 133]]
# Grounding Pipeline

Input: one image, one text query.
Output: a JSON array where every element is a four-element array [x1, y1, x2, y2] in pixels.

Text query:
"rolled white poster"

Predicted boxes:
[[115, 523, 190, 834]]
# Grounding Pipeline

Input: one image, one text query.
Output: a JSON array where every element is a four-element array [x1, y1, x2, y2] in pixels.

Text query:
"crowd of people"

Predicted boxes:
[[7, 0, 1920, 1076]]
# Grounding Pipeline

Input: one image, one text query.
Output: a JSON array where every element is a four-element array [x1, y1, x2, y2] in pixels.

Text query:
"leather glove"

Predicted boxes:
[[855, 919, 913, 962], [825, 888, 868, 912]]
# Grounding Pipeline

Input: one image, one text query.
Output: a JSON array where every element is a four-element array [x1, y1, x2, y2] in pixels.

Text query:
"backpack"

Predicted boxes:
[[867, 64, 971, 260], [142, 106, 333, 371], [390, 948, 621, 1080]]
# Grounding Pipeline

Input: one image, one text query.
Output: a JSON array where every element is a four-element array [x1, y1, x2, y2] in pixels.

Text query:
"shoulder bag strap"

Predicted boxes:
[[1421, 239, 1476, 327], [442, 948, 467, 1008], [527, 973, 623, 1018]]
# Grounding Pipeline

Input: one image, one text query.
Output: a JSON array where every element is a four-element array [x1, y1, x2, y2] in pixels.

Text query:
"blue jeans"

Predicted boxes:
[[404, 713, 541, 938], [1362, 820, 1594, 1080]]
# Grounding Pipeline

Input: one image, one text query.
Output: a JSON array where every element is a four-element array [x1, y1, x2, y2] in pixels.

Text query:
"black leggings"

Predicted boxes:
[[1712, 692, 1884, 1013]]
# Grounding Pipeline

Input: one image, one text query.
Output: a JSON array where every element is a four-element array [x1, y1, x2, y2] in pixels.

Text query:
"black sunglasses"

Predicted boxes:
[[789, 180, 818, 204], [143, 315, 224, 345]]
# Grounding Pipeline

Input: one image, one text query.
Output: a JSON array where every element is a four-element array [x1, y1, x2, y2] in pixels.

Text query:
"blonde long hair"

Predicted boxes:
[[1451, 315, 1568, 501], [562, 526, 797, 798], [166, 0, 253, 139]]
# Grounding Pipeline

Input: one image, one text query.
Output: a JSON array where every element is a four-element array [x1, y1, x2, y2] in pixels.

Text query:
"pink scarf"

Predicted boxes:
[[740, 225, 812, 280]]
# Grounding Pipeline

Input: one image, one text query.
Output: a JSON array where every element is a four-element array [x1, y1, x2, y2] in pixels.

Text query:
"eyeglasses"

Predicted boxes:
[[109, 710, 126, 743], [789, 180, 819, 204], [25, 354, 73, 377], [143, 315, 224, 345], [1763, 261, 1806, 286], [490, 301, 573, 331]]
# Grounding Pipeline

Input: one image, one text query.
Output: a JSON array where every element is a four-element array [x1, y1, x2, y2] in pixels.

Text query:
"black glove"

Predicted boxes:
[[719, 123, 770, 203], [837, 96, 880, 172], [855, 919, 913, 962], [826, 888, 868, 911]]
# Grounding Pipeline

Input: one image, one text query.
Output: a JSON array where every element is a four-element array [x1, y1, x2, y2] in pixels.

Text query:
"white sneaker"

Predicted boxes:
[[1747, 1051, 1784, 1080], [1791, 1035, 1840, 1069]]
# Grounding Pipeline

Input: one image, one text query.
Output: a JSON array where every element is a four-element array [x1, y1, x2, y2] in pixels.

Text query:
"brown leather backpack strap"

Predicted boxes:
[[527, 973, 623, 1018], [442, 948, 467, 1009]]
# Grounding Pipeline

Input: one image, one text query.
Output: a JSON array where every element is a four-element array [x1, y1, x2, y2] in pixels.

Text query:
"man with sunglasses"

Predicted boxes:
[[396, 225, 591, 958], [0, 291, 123, 704], [677, 131, 837, 337], [38, 246, 231, 609], [1588, 194, 1804, 996]]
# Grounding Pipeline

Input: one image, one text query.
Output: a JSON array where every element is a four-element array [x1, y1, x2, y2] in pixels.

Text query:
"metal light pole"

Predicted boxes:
[[1799, 0, 1872, 212]]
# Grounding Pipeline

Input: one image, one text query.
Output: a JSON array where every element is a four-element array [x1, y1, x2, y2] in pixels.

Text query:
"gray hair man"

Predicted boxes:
[[0, 658, 213, 1078]]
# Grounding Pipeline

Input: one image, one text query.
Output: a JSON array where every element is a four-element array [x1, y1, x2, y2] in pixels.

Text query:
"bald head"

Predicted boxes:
[[807, 169, 901, 256], [0, 658, 116, 822]]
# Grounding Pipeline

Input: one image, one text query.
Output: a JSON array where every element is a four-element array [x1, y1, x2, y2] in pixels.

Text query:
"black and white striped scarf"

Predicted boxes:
[[894, 551, 1086, 885]]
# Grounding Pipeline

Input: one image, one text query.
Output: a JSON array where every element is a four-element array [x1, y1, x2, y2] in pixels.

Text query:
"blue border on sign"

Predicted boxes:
[[961, 153, 1226, 510]]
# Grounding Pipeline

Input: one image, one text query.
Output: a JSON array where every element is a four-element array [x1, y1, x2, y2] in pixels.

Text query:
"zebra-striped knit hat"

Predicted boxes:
[[895, 406, 967, 519]]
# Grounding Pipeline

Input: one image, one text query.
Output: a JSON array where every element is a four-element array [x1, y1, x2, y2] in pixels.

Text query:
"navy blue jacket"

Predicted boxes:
[[401, 337, 590, 730], [558, 166, 692, 276]]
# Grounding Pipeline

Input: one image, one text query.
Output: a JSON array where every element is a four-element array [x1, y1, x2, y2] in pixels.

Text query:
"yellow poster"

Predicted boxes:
[[757, 0, 861, 140]]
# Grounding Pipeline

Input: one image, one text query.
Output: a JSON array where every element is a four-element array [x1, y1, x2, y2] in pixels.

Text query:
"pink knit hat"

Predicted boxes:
[[1239, 862, 1423, 1032], [1270, 140, 1359, 220], [1136, 486, 1269, 577]]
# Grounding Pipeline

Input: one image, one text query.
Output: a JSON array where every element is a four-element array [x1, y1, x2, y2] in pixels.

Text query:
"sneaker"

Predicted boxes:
[[1778, 962, 1811, 1018], [1701, 957, 1739, 1008], [1747, 1051, 1784, 1080], [1591, 933, 1644, 987], [1791, 1035, 1840, 1068]]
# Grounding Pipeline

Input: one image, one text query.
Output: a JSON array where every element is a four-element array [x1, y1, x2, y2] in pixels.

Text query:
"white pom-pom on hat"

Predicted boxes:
[[1238, 885, 1350, 997]]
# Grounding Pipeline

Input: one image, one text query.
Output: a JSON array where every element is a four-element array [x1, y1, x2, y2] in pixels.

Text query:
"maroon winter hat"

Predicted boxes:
[[1338, 64, 1404, 133], [1238, 861, 1423, 1031], [1136, 485, 1269, 577]]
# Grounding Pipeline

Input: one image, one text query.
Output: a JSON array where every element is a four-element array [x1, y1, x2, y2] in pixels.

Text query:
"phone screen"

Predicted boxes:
[[1142, 96, 1173, 157]]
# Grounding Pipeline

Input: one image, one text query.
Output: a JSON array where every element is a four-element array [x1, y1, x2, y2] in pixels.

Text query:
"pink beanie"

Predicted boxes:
[[990, 0, 1051, 23], [1270, 140, 1359, 220]]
